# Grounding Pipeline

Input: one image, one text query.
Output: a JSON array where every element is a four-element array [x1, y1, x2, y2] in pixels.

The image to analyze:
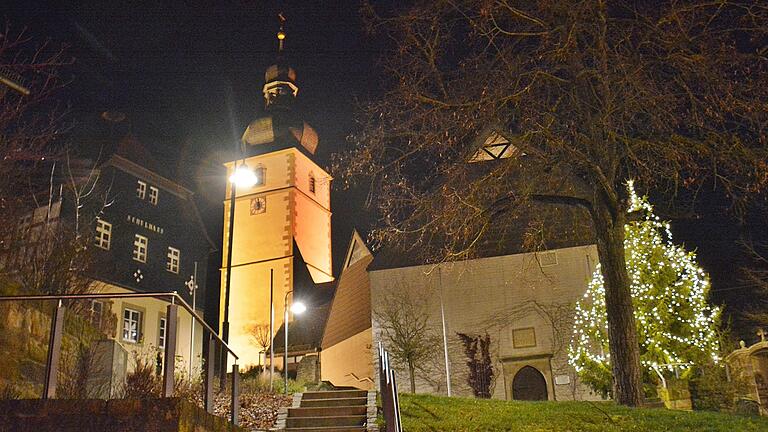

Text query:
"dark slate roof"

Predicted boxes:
[[271, 241, 335, 353], [272, 303, 330, 354]]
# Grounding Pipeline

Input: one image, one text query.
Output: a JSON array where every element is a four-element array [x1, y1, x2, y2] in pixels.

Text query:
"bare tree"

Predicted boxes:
[[374, 287, 441, 393], [340, 1, 768, 405], [740, 240, 768, 329], [248, 323, 272, 365], [0, 23, 70, 240], [1, 153, 113, 310]]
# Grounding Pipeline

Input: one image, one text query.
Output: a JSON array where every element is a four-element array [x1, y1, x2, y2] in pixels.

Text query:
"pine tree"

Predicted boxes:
[[569, 181, 721, 396]]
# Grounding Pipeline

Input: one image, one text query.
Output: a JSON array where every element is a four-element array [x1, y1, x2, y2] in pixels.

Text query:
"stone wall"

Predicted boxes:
[[369, 244, 605, 401], [0, 301, 107, 398], [0, 398, 243, 432]]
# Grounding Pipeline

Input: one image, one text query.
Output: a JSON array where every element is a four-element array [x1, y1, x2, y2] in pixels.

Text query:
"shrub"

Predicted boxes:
[[120, 354, 161, 399], [58, 341, 107, 399], [689, 363, 748, 412], [457, 333, 494, 398], [0, 383, 21, 400], [273, 375, 306, 395]]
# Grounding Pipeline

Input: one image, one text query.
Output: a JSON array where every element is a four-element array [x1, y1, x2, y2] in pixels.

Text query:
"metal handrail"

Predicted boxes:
[[0, 291, 238, 360], [378, 342, 403, 432], [0, 291, 241, 425]]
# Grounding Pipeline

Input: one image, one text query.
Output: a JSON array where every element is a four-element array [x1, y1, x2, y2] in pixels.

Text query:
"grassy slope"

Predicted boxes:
[[399, 394, 768, 432]]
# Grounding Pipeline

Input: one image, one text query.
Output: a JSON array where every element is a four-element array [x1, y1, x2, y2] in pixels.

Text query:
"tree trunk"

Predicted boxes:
[[408, 360, 416, 393], [592, 206, 644, 406]]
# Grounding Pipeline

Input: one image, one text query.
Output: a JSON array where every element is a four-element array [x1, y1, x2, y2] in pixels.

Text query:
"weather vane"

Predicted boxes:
[[277, 12, 286, 53]]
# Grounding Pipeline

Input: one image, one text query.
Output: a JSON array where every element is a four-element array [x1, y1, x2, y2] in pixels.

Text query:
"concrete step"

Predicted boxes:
[[299, 397, 367, 408], [302, 390, 368, 400], [289, 405, 367, 417], [286, 415, 366, 428], [284, 427, 366, 432]]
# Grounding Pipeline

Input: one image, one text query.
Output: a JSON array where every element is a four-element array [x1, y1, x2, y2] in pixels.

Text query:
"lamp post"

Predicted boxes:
[[283, 289, 306, 394], [185, 262, 198, 377], [221, 162, 257, 388]]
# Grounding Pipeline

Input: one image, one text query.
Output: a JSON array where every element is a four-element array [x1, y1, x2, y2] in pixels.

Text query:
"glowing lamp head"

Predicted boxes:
[[229, 165, 258, 188], [290, 301, 306, 315], [277, 31, 286, 41]]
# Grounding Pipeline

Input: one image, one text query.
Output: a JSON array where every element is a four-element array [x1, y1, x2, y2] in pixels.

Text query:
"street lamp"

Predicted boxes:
[[228, 164, 258, 188], [221, 160, 257, 388], [283, 289, 306, 394]]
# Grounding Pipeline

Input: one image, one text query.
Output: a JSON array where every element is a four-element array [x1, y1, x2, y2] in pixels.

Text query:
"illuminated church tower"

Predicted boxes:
[[220, 20, 333, 367]]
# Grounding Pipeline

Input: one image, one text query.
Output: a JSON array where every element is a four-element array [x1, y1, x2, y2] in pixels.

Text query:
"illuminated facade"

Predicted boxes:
[[220, 41, 333, 368]]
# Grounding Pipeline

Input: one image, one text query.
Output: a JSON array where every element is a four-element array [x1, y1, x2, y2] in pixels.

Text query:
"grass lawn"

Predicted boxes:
[[398, 393, 768, 432]]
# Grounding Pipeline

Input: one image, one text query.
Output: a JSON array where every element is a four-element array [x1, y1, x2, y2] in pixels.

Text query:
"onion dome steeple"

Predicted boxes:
[[242, 13, 319, 156], [263, 14, 298, 112]]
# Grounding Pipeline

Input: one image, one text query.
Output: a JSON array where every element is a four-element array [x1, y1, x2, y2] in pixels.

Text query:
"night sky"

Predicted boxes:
[[4, 1, 763, 340]]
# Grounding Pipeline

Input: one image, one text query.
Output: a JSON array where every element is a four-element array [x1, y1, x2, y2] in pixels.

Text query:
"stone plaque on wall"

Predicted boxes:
[[512, 327, 536, 348]]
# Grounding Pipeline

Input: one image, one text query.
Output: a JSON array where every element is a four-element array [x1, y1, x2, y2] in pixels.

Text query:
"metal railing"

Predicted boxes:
[[0, 292, 241, 426], [378, 342, 402, 432]]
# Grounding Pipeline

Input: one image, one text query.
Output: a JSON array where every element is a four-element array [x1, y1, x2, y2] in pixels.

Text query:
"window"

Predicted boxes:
[[468, 131, 519, 163], [149, 186, 159, 205], [90, 301, 103, 328], [136, 180, 147, 199], [158, 317, 167, 349], [166, 247, 180, 273], [309, 174, 316, 194], [123, 308, 142, 343], [133, 234, 148, 263], [254, 165, 266, 186], [94, 219, 112, 250]]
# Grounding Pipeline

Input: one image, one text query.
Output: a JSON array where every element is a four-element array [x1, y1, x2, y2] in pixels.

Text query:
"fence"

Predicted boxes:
[[0, 291, 242, 426], [378, 342, 402, 432]]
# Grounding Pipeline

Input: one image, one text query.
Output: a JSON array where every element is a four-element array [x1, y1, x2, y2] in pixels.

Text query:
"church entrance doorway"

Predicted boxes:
[[512, 366, 548, 401]]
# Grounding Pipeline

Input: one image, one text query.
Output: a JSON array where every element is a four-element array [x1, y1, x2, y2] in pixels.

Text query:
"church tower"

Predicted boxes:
[[220, 19, 333, 367]]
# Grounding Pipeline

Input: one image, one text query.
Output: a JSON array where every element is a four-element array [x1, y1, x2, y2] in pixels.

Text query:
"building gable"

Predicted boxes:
[[343, 230, 372, 270], [321, 230, 374, 349], [468, 130, 520, 163]]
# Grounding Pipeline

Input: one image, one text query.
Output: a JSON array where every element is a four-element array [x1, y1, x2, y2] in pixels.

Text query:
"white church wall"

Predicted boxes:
[[370, 244, 606, 401]]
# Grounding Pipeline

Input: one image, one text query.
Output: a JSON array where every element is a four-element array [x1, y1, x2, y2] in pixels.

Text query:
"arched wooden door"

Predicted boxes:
[[512, 366, 548, 401]]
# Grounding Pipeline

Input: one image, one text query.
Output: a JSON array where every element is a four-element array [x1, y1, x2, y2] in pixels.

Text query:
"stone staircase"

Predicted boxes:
[[276, 389, 375, 432]]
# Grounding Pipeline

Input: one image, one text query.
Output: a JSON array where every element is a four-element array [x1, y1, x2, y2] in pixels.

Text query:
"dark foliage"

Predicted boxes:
[[457, 332, 493, 398]]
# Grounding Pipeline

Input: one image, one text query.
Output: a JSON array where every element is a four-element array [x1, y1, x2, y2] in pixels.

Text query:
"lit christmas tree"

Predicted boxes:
[[569, 181, 721, 396]]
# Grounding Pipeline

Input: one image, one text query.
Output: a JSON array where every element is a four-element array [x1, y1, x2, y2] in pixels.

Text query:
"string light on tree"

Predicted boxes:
[[568, 180, 721, 395]]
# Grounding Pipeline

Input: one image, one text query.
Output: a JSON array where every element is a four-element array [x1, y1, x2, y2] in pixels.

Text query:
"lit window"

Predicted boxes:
[[133, 234, 148, 263], [309, 174, 316, 194], [137, 180, 147, 199], [149, 186, 159, 205], [123, 308, 142, 343], [95, 219, 112, 250], [158, 317, 167, 349], [166, 247, 180, 274]]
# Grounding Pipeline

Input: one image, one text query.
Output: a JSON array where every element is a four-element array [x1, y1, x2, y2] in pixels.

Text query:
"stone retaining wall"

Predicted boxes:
[[0, 398, 243, 432]]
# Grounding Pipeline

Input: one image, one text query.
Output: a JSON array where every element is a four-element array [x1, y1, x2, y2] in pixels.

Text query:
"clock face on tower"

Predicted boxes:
[[250, 197, 266, 215]]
